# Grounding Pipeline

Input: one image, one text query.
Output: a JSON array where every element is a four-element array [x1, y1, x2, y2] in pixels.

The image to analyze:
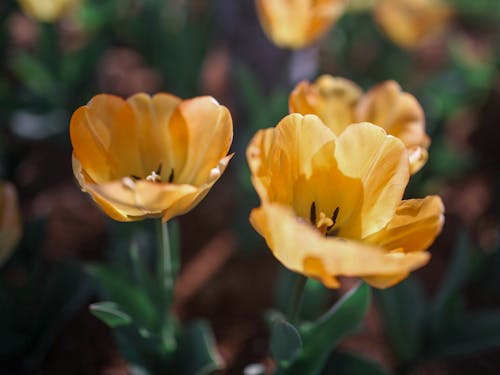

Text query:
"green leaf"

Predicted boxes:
[[89, 301, 132, 328], [279, 283, 371, 375], [322, 350, 391, 375], [270, 319, 303, 365], [375, 277, 425, 363], [177, 320, 225, 375]]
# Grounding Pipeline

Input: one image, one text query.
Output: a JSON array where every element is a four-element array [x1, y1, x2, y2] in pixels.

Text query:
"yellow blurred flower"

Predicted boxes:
[[0, 182, 22, 266], [71, 93, 233, 222], [17, 0, 81, 23], [289, 75, 430, 174], [247, 115, 443, 289], [255, 0, 347, 49], [374, 0, 452, 48]]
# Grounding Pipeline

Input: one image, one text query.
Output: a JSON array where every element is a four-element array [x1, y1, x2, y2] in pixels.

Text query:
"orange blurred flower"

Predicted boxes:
[[0, 182, 22, 266], [71, 93, 233, 222], [255, 0, 347, 49], [17, 0, 81, 22], [374, 0, 452, 48], [247, 115, 443, 289], [290, 75, 430, 174]]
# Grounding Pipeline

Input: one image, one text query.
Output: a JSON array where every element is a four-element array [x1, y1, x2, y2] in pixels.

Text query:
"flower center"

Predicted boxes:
[[310, 202, 340, 236], [127, 163, 176, 184]]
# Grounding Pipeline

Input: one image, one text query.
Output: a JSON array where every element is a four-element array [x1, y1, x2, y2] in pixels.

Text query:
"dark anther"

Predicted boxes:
[[327, 207, 340, 232], [156, 163, 162, 175], [168, 168, 174, 183], [130, 175, 141, 180], [332, 207, 339, 225], [310, 202, 317, 225]]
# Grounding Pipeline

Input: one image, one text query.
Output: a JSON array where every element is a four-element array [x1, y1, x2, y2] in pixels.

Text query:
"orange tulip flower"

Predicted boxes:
[[0, 182, 22, 266], [374, 0, 452, 48], [71, 93, 233, 222], [290, 75, 430, 174], [248, 115, 443, 288], [255, 0, 347, 49]]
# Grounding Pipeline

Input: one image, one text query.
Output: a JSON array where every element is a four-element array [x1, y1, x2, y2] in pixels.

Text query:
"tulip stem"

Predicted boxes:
[[157, 220, 174, 302], [286, 275, 308, 324]]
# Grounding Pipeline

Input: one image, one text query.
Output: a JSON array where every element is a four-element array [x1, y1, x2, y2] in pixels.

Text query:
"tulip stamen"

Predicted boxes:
[[316, 212, 334, 236], [168, 168, 174, 183], [310, 202, 338, 236], [310, 202, 317, 225]]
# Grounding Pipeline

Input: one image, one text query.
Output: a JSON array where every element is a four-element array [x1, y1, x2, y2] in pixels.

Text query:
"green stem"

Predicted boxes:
[[286, 275, 308, 324], [156, 220, 174, 301]]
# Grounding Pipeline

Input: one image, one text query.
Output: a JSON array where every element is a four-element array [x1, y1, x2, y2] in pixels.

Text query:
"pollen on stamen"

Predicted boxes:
[[146, 170, 162, 183]]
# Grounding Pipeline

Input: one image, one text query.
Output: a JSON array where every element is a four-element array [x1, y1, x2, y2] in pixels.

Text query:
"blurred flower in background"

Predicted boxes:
[[71, 93, 233, 222], [255, 0, 347, 49], [374, 0, 453, 48], [0, 182, 22, 266], [256, 0, 452, 50], [290, 75, 430, 173], [17, 0, 82, 22], [248, 116, 444, 288]]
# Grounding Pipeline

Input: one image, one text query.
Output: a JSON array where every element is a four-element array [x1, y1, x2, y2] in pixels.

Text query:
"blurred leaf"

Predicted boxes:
[[428, 138, 470, 178], [177, 320, 225, 375], [375, 277, 425, 363], [278, 283, 371, 375], [87, 264, 160, 332], [322, 350, 391, 375], [90, 301, 132, 328], [270, 318, 303, 365], [437, 311, 500, 358], [9, 54, 55, 99]]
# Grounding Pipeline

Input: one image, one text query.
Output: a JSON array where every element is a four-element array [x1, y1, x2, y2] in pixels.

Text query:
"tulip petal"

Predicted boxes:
[[335, 123, 409, 237], [127, 93, 183, 180], [363, 272, 409, 289], [70, 94, 145, 183], [256, 0, 347, 49], [174, 97, 233, 186], [247, 114, 336, 205], [365, 195, 445, 253], [408, 145, 428, 174], [355, 81, 427, 149], [85, 180, 198, 221], [289, 76, 362, 135], [374, 0, 452, 48], [250, 203, 430, 289]]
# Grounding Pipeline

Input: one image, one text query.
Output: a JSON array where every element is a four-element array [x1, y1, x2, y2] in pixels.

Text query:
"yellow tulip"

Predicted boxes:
[[71, 93, 233, 222], [247, 115, 443, 288], [17, 0, 81, 22], [0, 182, 22, 266], [255, 0, 348, 49], [374, 0, 452, 48], [289, 75, 429, 174]]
